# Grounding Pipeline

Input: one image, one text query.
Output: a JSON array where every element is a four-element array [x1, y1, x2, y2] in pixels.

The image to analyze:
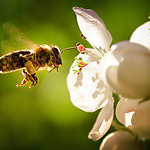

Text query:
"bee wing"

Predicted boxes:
[[1, 23, 38, 52]]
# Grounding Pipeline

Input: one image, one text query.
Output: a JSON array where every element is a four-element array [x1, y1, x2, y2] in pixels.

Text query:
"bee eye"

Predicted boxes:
[[52, 47, 59, 56]]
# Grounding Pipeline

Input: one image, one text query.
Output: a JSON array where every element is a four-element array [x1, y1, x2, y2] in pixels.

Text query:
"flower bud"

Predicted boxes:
[[116, 98, 150, 139], [106, 41, 150, 98], [130, 101, 150, 139], [100, 131, 143, 150]]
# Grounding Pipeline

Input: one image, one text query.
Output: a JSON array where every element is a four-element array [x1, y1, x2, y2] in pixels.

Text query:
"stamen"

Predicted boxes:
[[72, 57, 88, 75], [61, 43, 87, 54], [80, 33, 86, 40], [76, 43, 88, 54]]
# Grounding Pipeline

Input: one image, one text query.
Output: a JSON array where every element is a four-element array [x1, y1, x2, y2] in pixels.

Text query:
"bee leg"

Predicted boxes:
[[48, 66, 56, 73], [25, 61, 36, 75], [24, 61, 38, 88], [16, 69, 30, 87], [16, 69, 38, 88], [29, 73, 38, 88]]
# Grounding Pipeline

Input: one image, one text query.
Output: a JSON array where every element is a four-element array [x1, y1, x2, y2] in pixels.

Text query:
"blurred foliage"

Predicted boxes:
[[0, 0, 149, 149]]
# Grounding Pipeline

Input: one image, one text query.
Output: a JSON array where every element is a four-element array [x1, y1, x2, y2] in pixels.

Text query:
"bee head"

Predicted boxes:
[[51, 46, 62, 65]]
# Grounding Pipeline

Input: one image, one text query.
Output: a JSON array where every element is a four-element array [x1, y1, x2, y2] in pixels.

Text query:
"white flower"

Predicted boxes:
[[67, 7, 150, 140], [67, 7, 115, 141]]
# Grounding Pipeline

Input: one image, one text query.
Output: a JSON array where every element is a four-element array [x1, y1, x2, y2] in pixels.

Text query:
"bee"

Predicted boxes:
[[0, 23, 85, 88], [0, 44, 63, 88], [0, 42, 86, 88]]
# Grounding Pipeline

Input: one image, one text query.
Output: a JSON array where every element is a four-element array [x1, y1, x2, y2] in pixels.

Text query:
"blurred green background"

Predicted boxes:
[[0, 0, 149, 149]]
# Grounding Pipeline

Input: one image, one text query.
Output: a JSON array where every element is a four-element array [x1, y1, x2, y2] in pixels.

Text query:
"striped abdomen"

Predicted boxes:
[[0, 50, 31, 73]]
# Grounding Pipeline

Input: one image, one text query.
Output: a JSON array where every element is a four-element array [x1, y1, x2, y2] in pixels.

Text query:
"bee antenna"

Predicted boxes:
[[61, 46, 77, 54]]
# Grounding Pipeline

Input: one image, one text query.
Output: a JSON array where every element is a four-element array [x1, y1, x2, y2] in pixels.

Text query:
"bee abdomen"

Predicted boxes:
[[0, 51, 31, 73]]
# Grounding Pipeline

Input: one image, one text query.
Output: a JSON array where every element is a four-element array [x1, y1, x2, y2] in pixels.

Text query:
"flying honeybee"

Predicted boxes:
[[0, 45, 64, 88], [0, 23, 81, 88]]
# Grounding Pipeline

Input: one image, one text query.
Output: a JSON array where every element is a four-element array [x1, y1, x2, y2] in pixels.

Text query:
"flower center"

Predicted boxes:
[[72, 57, 88, 75]]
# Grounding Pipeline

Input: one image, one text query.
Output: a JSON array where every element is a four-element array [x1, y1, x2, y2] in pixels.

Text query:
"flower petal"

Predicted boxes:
[[67, 49, 101, 91], [67, 54, 112, 112], [111, 41, 150, 63], [88, 99, 114, 141], [130, 21, 150, 50], [82, 48, 102, 62], [116, 98, 140, 126], [73, 7, 112, 50], [108, 41, 150, 98]]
